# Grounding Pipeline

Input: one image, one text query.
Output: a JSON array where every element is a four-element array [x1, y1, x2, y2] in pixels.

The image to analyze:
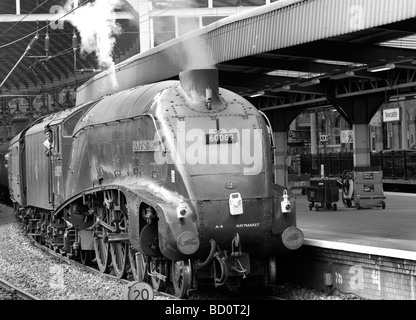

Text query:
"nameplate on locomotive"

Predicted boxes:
[[206, 132, 238, 144], [133, 140, 160, 152]]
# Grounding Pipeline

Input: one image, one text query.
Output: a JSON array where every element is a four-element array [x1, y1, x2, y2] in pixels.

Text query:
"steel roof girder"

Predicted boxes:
[[273, 40, 416, 66], [328, 93, 386, 125]]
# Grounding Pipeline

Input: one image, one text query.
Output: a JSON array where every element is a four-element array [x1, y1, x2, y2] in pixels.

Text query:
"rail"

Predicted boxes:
[[0, 277, 41, 300]]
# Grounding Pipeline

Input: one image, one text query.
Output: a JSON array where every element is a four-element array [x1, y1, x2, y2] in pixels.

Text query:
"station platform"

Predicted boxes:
[[279, 190, 416, 299], [295, 190, 416, 257]]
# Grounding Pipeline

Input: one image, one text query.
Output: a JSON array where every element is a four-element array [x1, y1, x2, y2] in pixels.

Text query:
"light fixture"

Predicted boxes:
[[76, 68, 102, 73], [249, 91, 265, 98], [367, 63, 395, 73], [298, 79, 320, 87], [330, 71, 355, 80], [271, 85, 291, 92]]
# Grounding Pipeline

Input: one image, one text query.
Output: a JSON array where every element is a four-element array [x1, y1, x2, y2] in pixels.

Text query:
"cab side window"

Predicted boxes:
[[63, 110, 84, 137]]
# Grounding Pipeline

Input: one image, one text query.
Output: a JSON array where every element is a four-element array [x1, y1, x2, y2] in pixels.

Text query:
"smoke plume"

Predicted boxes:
[[65, 0, 123, 89]]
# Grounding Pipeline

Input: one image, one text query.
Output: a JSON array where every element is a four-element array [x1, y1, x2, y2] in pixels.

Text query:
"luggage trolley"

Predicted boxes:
[[307, 178, 339, 211], [341, 167, 386, 210]]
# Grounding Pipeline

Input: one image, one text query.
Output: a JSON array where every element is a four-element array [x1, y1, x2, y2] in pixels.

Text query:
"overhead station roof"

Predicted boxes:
[[0, 0, 140, 95], [2, 0, 416, 111], [77, 0, 416, 111]]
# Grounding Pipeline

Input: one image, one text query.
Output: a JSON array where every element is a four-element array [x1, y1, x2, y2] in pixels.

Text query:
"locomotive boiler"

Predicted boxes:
[[7, 68, 303, 298]]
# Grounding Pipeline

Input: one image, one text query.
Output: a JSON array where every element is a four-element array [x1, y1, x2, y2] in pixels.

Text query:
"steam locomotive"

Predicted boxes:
[[7, 68, 303, 298]]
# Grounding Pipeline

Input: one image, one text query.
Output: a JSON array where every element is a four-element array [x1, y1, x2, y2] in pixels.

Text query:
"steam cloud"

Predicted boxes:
[[178, 36, 216, 71], [153, 1, 217, 70], [64, 0, 123, 89]]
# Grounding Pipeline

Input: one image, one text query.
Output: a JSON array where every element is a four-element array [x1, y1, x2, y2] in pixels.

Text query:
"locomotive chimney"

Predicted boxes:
[[179, 69, 222, 111]]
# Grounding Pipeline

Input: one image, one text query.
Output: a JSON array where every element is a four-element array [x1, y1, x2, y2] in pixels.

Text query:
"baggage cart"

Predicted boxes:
[[307, 178, 339, 211], [353, 168, 386, 209], [341, 168, 386, 209]]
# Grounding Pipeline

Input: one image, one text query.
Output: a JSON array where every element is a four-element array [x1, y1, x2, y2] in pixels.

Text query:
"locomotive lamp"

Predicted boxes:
[[229, 193, 243, 215], [177, 201, 188, 219], [281, 190, 291, 213]]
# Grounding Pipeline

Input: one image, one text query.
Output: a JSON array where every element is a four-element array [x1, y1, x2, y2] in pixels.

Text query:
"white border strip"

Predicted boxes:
[[304, 238, 416, 261]]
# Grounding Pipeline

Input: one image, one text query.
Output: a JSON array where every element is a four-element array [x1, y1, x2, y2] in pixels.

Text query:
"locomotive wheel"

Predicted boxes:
[[150, 258, 169, 292], [110, 210, 129, 279], [171, 260, 192, 299], [129, 248, 149, 282], [94, 234, 110, 273], [93, 207, 111, 274], [110, 242, 128, 279], [80, 249, 94, 266]]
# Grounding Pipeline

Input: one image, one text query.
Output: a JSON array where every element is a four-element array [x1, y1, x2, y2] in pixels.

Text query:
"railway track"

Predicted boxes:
[[26, 234, 180, 300], [27, 233, 291, 300], [0, 277, 40, 300]]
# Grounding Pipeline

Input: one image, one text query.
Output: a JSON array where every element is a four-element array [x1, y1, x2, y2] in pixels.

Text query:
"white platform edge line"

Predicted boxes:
[[304, 238, 416, 261]]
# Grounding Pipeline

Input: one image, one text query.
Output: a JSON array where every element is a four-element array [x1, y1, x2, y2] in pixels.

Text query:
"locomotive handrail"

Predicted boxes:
[[258, 110, 275, 149], [28, 115, 49, 128], [143, 113, 167, 154]]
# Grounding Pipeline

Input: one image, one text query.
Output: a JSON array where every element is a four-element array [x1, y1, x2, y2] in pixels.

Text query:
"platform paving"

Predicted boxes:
[[295, 190, 416, 257]]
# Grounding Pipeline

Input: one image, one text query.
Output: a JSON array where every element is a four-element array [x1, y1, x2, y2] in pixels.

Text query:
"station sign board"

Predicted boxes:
[[383, 108, 401, 122]]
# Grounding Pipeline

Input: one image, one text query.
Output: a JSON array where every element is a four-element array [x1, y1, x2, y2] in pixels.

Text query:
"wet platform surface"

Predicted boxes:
[[295, 190, 416, 258]]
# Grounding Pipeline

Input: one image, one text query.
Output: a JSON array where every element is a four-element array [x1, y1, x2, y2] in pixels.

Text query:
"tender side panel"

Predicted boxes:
[[8, 141, 24, 206], [25, 131, 53, 210]]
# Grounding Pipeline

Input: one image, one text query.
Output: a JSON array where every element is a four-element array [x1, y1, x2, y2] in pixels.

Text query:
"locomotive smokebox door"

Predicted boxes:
[[229, 193, 243, 215]]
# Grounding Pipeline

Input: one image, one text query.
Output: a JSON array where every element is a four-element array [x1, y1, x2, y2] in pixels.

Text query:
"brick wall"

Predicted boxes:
[[277, 245, 416, 300]]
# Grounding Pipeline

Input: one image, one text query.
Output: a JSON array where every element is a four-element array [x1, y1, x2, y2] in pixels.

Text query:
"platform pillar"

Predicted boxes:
[[401, 101, 409, 149], [329, 93, 385, 168], [263, 108, 302, 187], [273, 131, 288, 187], [409, 120, 416, 149], [310, 112, 318, 155], [353, 123, 371, 167]]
